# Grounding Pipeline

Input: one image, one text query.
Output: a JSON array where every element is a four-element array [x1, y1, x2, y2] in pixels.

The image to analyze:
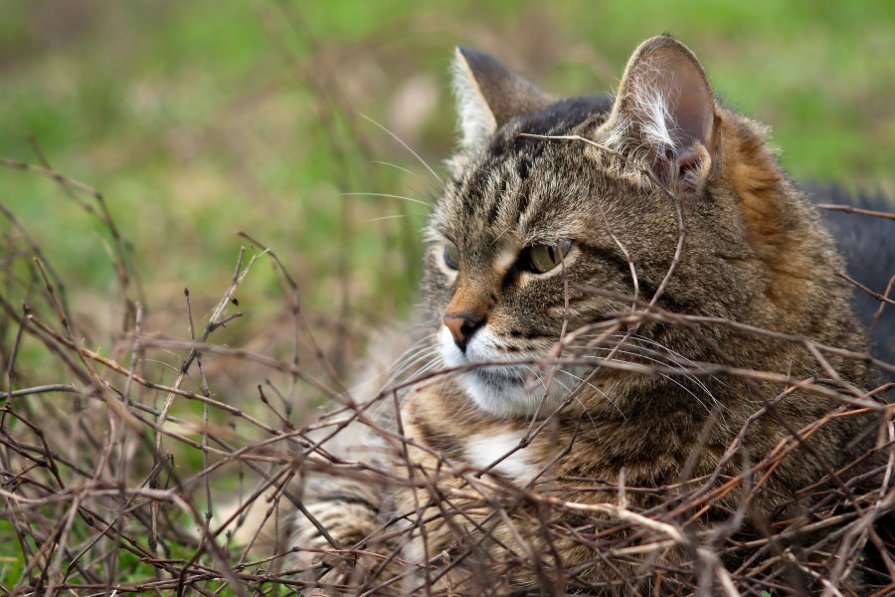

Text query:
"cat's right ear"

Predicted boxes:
[[452, 47, 554, 151], [599, 36, 718, 194]]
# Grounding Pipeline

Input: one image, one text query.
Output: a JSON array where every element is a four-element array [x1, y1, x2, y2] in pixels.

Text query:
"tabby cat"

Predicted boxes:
[[262, 36, 890, 594]]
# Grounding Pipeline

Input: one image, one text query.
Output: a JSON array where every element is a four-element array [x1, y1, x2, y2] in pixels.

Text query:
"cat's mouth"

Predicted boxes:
[[470, 364, 528, 387], [439, 325, 565, 417]]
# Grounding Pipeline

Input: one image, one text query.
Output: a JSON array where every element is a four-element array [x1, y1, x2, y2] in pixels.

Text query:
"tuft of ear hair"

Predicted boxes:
[[452, 47, 554, 151], [600, 35, 718, 194]]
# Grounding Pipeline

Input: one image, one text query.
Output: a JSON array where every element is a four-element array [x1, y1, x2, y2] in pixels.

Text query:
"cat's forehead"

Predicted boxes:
[[435, 98, 613, 251]]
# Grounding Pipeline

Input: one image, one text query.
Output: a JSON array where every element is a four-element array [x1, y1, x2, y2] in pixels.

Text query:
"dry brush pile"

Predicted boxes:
[[1, 155, 895, 597]]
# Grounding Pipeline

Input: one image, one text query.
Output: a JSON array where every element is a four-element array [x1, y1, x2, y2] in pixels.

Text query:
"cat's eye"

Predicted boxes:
[[527, 239, 573, 273], [443, 242, 460, 270]]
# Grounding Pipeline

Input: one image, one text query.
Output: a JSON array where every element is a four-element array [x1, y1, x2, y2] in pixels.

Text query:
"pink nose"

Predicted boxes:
[[443, 312, 486, 351]]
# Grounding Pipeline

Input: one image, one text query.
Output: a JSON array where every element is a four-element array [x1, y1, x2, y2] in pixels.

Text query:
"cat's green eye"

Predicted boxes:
[[443, 242, 460, 270], [527, 239, 573, 273]]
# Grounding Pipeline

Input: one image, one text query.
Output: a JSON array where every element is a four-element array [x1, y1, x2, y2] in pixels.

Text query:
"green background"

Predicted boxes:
[[2, 0, 894, 323]]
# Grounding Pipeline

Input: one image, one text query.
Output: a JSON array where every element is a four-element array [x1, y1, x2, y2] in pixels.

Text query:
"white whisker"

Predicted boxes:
[[341, 192, 430, 207], [629, 334, 730, 389], [568, 334, 725, 408], [573, 353, 725, 428], [363, 214, 408, 224], [387, 347, 442, 383], [556, 368, 627, 421], [359, 113, 443, 184], [370, 160, 419, 178]]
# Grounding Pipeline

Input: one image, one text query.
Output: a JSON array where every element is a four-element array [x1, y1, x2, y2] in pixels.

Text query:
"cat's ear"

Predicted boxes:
[[600, 36, 718, 193], [452, 46, 554, 150]]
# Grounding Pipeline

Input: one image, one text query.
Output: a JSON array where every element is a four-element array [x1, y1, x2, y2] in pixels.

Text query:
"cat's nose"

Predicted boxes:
[[443, 312, 486, 352]]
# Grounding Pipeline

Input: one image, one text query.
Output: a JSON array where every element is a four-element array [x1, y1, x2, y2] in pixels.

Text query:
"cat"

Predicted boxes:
[[251, 35, 892, 595], [813, 185, 895, 376]]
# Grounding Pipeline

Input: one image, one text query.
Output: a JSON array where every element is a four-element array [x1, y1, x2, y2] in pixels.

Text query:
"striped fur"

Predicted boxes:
[[281, 36, 885, 594]]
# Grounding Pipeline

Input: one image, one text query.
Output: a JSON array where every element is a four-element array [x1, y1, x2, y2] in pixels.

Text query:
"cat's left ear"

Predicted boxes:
[[452, 47, 554, 151], [600, 36, 718, 194]]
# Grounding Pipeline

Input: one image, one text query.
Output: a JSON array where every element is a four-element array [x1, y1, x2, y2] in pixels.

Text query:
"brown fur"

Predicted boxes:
[[277, 36, 880, 595]]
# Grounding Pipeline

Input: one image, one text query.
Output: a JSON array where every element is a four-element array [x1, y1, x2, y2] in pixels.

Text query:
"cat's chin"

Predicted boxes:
[[439, 326, 564, 419], [458, 371, 564, 419]]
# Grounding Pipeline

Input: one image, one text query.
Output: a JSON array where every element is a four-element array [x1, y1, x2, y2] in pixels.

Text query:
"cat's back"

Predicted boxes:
[[809, 184, 895, 373]]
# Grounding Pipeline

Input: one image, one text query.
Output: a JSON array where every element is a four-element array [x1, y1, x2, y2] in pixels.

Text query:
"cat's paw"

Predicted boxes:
[[289, 500, 383, 595], [291, 499, 379, 566]]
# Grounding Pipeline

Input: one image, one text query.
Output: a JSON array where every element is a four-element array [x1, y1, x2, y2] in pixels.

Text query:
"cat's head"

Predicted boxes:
[[422, 36, 853, 418]]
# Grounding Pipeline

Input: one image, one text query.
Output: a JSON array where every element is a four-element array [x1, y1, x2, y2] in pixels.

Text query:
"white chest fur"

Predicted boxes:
[[464, 430, 535, 484]]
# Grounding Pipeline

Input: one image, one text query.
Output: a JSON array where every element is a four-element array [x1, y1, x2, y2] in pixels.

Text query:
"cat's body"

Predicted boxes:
[[813, 185, 895, 374], [271, 37, 892, 595]]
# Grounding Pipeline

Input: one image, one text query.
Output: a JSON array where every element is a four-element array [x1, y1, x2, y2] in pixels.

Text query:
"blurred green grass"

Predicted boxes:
[[2, 0, 894, 320]]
